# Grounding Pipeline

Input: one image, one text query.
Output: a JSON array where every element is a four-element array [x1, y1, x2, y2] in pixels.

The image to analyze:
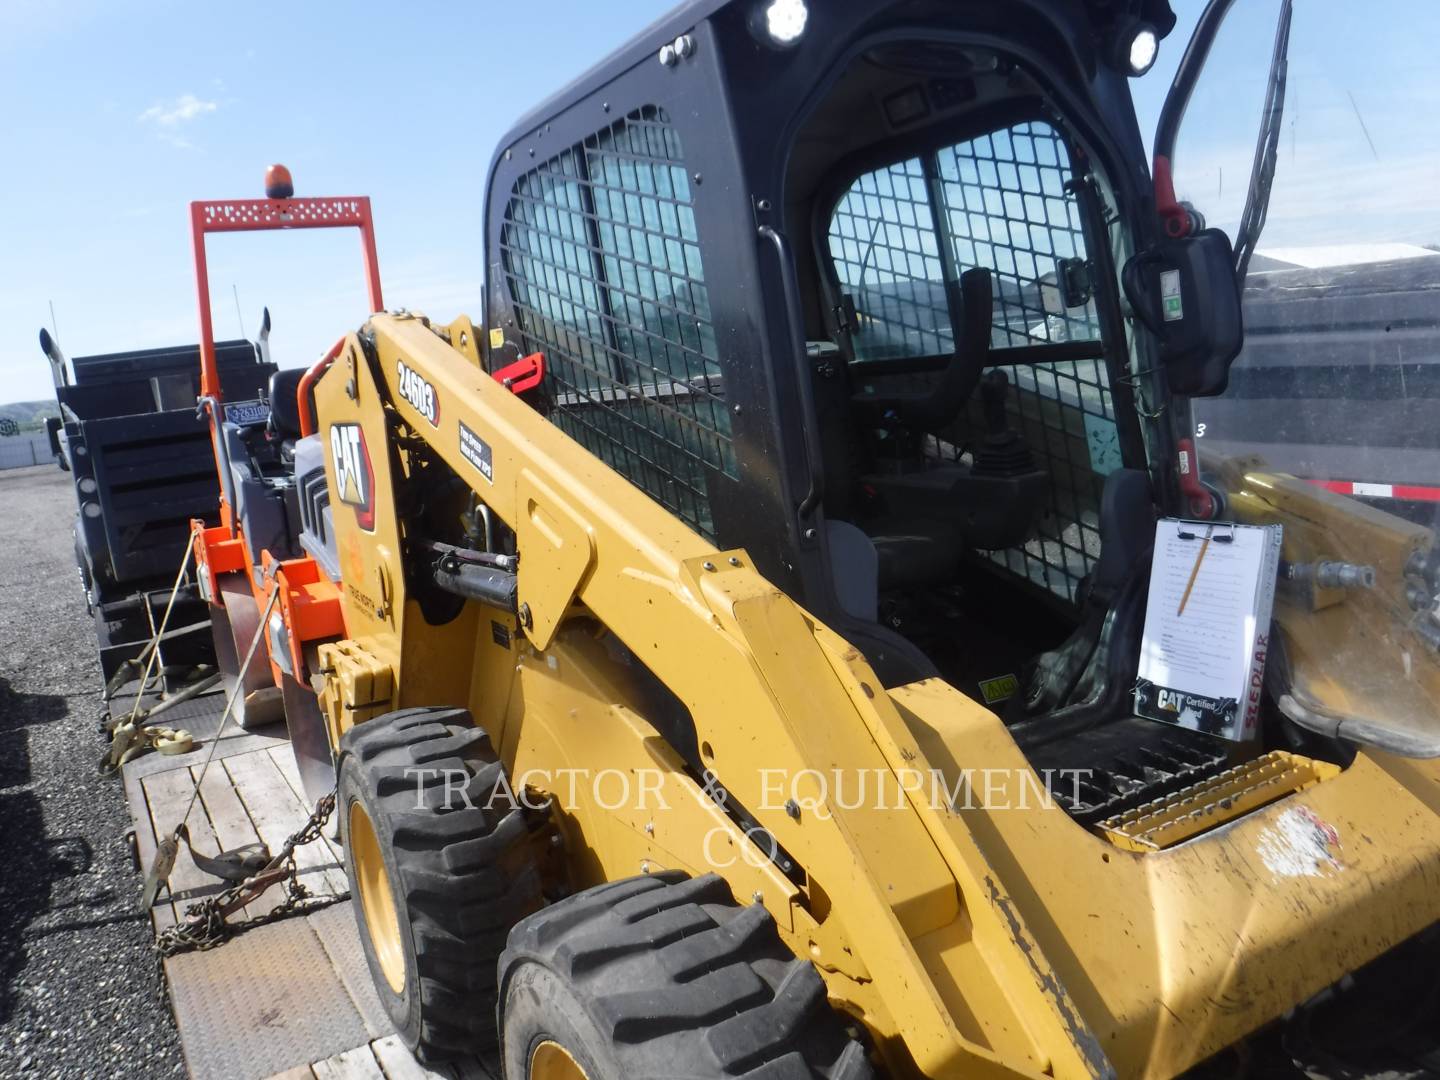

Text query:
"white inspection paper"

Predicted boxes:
[[1137, 520, 1275, 734]]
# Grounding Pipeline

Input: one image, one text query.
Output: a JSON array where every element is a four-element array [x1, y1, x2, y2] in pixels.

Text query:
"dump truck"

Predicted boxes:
[[38, 328, 275, 684], [159, 0, 1440, 1076], [1198, 251, 1440, 529]]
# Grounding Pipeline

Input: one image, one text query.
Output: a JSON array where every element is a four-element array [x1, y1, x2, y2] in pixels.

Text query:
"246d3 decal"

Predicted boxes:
[[397, 359, 440, 426]]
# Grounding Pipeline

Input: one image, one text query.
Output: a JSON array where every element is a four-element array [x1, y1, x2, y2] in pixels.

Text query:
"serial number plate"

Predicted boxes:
[[224, 399, 270, 426]]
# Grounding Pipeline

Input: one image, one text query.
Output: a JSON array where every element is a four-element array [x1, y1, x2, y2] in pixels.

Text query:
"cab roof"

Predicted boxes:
[[493, 0, 1176, 154]]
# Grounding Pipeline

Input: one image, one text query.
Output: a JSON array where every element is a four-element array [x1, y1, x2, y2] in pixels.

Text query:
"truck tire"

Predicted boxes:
[[73, 528, 94, 616], [498, 872, 874, 1080], [338, 706, 544, 1062]]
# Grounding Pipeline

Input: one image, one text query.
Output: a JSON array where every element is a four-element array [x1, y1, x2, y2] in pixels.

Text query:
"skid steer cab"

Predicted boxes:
[[187, 0, 1440, 1077]]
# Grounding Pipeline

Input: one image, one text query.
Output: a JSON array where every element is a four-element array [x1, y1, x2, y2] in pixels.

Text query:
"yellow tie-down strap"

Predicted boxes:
[[1098, 749, 1342, 852]]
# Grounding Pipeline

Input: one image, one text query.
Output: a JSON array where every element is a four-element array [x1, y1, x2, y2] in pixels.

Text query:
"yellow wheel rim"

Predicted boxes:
[[530, 1039, 590, 1080], [348, 800, 405, 993]]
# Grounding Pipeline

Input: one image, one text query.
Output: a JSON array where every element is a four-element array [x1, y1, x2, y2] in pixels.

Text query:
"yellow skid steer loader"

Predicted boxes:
[[183, 1, 1440, 1077]]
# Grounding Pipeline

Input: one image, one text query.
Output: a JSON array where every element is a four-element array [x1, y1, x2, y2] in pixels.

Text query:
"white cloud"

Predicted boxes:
[[138, 93, 218, 128]]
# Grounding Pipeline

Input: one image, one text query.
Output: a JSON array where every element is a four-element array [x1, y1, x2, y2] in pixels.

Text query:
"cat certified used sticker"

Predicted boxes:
[[459, 421, 494, 484], [396, 360, 440, 426]]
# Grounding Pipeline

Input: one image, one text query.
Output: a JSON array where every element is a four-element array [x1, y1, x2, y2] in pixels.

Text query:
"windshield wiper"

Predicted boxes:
[[1232, 0, 1294, 287]]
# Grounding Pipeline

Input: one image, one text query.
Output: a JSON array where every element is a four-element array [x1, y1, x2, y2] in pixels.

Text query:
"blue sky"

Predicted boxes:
[[0, 0, 673, 404], [2, 0, 1436, 405], [1138, 0, 1440, 254]]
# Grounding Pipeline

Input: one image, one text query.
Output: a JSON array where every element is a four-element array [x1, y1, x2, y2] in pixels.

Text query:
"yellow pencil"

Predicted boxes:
[[1176, 525, 1214, 617]]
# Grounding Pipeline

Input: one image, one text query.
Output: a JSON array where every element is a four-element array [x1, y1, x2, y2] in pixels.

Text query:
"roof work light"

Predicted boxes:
[[751, 0, 808, 47]]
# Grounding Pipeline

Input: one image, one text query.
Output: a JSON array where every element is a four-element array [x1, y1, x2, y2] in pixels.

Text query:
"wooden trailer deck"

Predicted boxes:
[[117, 687, 501, 1080]]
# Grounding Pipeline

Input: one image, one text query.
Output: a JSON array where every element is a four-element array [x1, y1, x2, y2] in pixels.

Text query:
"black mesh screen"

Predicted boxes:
[[500, 106, 733, 539], [828, 158, 952, 361], [937, 123, 1101, 347], [982, 359, 1116, 602], [827, 120, 1119, 604]]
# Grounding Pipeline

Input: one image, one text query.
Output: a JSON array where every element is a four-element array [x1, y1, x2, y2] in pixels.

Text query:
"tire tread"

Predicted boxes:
[[500, 873, 873, 1078], [339, 707, 542, 1062]]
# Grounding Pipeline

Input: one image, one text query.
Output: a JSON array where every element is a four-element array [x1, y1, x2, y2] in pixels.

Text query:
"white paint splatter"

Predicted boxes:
[[1256, 805, 1343, 879]]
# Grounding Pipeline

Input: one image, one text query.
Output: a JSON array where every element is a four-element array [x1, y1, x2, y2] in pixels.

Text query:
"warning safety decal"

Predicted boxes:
[[459, 421, 493, 485]]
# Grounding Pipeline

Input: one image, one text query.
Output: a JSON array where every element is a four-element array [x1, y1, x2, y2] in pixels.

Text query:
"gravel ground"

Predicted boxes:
[[0, 465, 184, 1078]]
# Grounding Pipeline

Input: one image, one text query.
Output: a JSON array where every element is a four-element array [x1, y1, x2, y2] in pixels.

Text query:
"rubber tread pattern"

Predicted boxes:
[[340, 707, 543, 1061], [500, 871, 873, 1078]]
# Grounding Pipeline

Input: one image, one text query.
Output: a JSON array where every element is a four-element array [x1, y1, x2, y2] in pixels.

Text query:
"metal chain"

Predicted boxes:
[[154, 791, 345, 957]]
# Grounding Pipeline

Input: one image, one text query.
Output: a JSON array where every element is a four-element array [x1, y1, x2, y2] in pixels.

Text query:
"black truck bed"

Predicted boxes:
[[54, 338, 275, 683]]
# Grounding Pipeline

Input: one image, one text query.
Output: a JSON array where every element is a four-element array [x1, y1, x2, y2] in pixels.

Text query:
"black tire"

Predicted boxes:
[[72, 528, 94, 616], [338, 706, 545, 1062], [499, 871, 874, 1080]]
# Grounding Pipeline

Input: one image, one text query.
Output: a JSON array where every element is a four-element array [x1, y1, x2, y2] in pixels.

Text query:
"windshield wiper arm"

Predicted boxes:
[[1233, 0, 1294, 288]]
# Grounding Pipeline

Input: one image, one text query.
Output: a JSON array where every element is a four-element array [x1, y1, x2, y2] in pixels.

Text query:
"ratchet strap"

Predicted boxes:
[[100, 721, 196, 775]]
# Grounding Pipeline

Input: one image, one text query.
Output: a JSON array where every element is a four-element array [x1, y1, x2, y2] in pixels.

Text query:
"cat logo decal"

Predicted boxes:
[[330, 422, 375, 531]]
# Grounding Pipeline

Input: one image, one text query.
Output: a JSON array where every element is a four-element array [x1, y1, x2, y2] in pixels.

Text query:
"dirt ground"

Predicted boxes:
[[0, 465, 183, 1078]]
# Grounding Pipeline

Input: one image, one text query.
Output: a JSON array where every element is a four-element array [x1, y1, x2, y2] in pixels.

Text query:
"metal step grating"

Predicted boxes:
[[1097, 750, 1341, 852]]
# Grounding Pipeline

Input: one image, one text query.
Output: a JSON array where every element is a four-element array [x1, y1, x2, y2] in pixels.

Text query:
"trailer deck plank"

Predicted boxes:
[[223, 749, 347, 896], [369, 1036, 447, 1080], [310, 1044, 387, 1080], [192, 761, 286, 919], [122, 757, 166, 927], [268, 744, 345, 866], [116, 684, 469, 1080], [143, 766, 229, 915]]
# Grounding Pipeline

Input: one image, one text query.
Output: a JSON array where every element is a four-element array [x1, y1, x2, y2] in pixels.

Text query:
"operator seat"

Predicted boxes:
[[850, 268, 992, 589], [851, 268, 992, 432], [850, 268, 1046, 590], [267, 367, 308, 443], [213, 368, 312, 573]]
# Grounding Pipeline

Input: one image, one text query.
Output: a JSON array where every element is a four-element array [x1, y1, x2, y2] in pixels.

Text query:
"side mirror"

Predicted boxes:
[[1122, 229, 1242, 397]]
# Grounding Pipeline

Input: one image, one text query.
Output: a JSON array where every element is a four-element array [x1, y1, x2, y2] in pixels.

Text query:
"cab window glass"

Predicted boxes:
[[828, 157, 951, 361], [501, 105, 734, 541], [826, 120, 1098, 362], [936, 123, 1100, 346], [1136, 0, 1440, 537], [1130, 0, 1440, 740], [827, 120, 1116, 603]]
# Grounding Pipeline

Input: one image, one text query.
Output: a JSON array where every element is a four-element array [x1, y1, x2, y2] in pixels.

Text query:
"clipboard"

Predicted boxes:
[[1134, 518, 1283, 741]]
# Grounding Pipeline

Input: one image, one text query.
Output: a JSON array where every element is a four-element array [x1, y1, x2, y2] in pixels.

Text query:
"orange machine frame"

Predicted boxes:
[[188, 180, 380, 686]]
